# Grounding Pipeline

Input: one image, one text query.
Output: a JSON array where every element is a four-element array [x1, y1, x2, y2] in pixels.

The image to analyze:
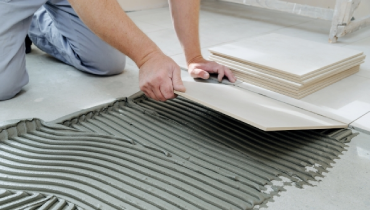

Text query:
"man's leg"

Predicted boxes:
[[0, 0, 47, 100], [28, 0, 126, 76]]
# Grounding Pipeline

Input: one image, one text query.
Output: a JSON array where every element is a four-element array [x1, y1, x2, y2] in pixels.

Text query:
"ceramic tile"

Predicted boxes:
[[127, 7, 174, 28], [198, 20, 279, 48], [236, 74, 370, 124], [146, 26, 232, 57], [170, 48, 213, 70], [119, 0, 168, 13], [301, 75, 370, 121], [355, 57, 370, 79], [210, 54, 365, 85], [175, 75, 347, 131], [145, 29, 183, 56], [132, 20, 168, 33], [234, 66, 359, 98], [0, 47, 140, 122], [198, 0, 314, 49], [345, 37, 370, 79], [126, 7, 170, 20], [200, 0, 313, 27], [170, 53, 187, 69], [209, 33, 363, 78], [350, 112, 370, 134]]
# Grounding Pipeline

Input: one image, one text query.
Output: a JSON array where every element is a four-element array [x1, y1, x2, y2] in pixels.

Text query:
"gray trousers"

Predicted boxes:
[[0, 0, 126, 101]]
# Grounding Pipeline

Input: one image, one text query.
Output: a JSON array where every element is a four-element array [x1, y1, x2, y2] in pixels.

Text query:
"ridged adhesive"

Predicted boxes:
[[0, 93, 357, 210]]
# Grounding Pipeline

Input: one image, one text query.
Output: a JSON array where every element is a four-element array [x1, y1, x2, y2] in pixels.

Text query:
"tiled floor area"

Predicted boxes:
[[0, 1, 370, 209]]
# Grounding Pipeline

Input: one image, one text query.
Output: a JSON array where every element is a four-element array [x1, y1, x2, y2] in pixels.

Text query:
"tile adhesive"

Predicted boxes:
[[0, 92, 358, 210]]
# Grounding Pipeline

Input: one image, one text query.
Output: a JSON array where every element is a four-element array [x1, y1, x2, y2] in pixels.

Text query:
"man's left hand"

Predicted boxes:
[[187, 56, 237, 83]]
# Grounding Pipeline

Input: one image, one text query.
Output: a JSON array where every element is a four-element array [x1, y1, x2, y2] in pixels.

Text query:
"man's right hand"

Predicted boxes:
[[139, 52, 186, 101]]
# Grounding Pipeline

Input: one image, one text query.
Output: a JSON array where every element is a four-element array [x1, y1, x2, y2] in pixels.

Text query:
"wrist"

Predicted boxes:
[[136, 48, 164, 68], [186, 54, 204, 66]]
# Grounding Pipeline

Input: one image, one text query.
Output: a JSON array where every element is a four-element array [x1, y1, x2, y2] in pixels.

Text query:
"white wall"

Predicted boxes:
[[117, 0, 168, 12], [283, 0, 336, 9], [219, 0, 369, 19], [284, 0, 369, 18]]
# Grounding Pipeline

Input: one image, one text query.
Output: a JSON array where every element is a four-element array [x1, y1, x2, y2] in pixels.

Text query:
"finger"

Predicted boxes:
[[217, 66, 225, 82], [152, 83, 166, 101], [224, 66, 236, 83], [189, 68, 210, 79], [173, 67, 186, 92], [144, 88, 157, 101], [160, 78, 175, 100]]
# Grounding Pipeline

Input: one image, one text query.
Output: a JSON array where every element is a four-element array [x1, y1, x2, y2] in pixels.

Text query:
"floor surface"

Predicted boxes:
[[1, 1, 370, 209]]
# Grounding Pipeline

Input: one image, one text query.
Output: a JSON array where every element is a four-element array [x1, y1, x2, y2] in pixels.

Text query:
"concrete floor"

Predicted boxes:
[[0, 1, 370, 209]]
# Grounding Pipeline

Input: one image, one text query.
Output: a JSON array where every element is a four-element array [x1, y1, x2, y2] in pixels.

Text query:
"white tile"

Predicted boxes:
[[118, 0, 168, 12], [126, 7, 170, 20], [170, 48, 213, 70], [235, 74, 370, 124], [355, 58, 370, 79], [345, 37, 370, 79], [146, 29, 183, 56], [210, 54, 364, 85], [170, 53, 187, 69], [350, 112, 370, 134], [175, 75, 347, 131], [128, 7, 173, 28], [0, 47, 140, 122], [233, 66, 360, 99], [199, 19, 281, 48], [147, 26, 220, 57], [200, 0, 313, 27], [209, 33, 363, 78], [302, 75, 370, 121], [133, 20, 168, 33]]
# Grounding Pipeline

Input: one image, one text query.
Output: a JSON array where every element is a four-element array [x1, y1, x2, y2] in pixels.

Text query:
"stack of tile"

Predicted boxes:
[[209, 33, 365, 99]]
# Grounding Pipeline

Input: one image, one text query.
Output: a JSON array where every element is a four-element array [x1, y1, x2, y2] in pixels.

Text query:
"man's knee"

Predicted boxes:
[[96, 54, 126, 76], [80, 49, 127, 76], [0, 74, 29, 101]]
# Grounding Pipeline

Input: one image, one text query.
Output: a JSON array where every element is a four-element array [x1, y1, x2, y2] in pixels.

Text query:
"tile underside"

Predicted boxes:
[[350, 112, 370, 135], [0, 93, 358, 210], [176, 78, 347, 131]]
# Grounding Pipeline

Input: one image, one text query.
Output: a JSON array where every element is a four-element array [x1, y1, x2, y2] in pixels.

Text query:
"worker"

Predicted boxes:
[[0, 0, 236, 101]]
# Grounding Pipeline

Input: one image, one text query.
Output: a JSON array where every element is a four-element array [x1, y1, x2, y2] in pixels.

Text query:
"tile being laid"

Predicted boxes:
[[350, 112, 370, 134], [234, 75, 370, 125], [209, 33, 363, 79], [175, 76, 347, 131]]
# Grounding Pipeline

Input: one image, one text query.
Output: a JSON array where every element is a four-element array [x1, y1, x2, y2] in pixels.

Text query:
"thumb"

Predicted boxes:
[[172, 67, 186, 92], [189, 68, 210, 79]]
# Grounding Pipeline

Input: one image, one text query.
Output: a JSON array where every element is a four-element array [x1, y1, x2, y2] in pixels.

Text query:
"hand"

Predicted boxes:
[[187, 56, 236, 83], [139, 52, 186, 101]]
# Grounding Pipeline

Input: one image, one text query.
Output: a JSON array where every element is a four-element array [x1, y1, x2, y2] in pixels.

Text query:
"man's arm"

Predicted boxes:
[[169, 0, 236, 82], [68, 0, 185, 101]]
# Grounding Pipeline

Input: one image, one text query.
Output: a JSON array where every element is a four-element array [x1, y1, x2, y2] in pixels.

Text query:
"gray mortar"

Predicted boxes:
[[0, 92, 358, 210], [0, 189, 80, 209]]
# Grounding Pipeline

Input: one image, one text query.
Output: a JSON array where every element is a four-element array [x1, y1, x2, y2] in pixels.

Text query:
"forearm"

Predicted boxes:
[[169, 0, 202, 65], [68, 0, 162, 67]]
